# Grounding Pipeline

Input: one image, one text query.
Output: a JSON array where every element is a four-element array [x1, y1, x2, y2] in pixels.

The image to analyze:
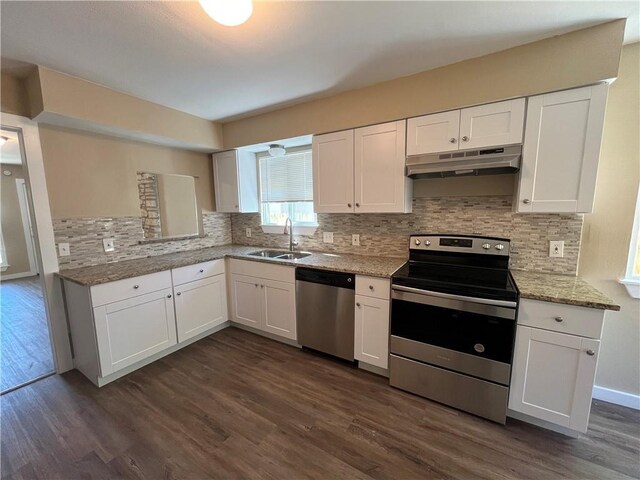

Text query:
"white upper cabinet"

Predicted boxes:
[[355, 120, 411, 213], [459, 98, 525, 149], [312, 130, 355, 213], [313, 121, 410, 214], [213, 149, 259, 213], [515, 84, 608, 213], [407, 98, 525, 156], [406, 110, 460, 155]]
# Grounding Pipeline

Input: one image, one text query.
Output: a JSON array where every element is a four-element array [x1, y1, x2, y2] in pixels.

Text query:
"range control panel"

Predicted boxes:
[[409, 235, 510, 256]]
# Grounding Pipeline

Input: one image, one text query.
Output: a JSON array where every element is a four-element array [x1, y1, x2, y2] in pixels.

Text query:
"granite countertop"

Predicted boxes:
[[57, 245, 408, 287], [511, 270, 620, 311]]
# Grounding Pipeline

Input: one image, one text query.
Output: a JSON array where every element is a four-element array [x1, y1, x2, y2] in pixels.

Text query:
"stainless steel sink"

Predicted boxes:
[[248, 250, 311, 260]]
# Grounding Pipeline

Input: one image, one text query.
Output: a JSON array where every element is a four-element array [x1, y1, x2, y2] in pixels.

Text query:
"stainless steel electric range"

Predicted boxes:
[[389, 234, 519, 424]]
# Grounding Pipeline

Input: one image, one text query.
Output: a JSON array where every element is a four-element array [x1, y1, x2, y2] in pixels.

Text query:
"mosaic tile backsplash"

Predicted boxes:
[[54, 213, 232, 269], [54, 196, 583, 275], [231, 196, 584, 274]]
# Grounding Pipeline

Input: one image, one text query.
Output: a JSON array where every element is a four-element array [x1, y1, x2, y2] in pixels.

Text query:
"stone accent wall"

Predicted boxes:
[[231, 196, 584, 274], [54, 213, 232, 269], [137, 172, 162, 239]]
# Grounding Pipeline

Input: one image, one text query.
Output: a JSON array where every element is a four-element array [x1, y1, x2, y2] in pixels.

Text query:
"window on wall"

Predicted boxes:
[[0, 229, 8, 271], [621, 187, 640, 298], [258, 147, 317, 230]]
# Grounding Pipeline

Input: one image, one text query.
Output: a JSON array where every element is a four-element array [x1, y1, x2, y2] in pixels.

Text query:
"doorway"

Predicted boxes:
[[0, 127, 54, 393]]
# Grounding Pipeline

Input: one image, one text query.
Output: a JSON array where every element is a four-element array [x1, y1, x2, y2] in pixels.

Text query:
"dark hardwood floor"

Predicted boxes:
[[0, 276, 54, 393], [1, 327, 638, 479]]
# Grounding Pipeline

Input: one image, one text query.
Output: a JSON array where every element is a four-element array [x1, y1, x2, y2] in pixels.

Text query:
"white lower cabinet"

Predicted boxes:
[[174, 274, 227, 343], [508, 299, 605, 434], [229, 259, 296, 341], [354, 275, 390, 370], [93, 287, 177, 377], [355, 295, 390, 369]]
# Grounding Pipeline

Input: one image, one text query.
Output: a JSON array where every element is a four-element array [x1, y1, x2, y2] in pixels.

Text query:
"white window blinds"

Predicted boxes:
[[259, 149, 313, 203]]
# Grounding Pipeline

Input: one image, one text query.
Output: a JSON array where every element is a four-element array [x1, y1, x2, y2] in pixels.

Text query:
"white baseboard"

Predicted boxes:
[[0, 271, 37, 281], [593, 385, 640, 410]]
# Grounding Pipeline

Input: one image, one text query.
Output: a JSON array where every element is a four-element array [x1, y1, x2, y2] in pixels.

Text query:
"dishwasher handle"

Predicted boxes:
[[295, 267, 355, 289]]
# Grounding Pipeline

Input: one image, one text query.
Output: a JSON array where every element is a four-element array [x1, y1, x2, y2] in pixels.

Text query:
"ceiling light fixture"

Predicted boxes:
[[0, 136, 9, 146], [198, 0, 253, 27], [268, 144, 286, 157]]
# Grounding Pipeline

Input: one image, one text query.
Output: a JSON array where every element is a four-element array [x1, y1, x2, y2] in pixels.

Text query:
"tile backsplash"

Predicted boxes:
[[231, 196, 584, 274], [54, 212, 232, 269], [54, 196, 583, 275]]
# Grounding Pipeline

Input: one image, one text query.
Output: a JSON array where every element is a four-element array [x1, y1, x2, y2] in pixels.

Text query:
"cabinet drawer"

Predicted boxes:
[[518, 299, 604, 339], [172, 259, 225, 286], [356, 275, 390, 300], [90, 270, 172, 307], [229, 258, 295, 283]]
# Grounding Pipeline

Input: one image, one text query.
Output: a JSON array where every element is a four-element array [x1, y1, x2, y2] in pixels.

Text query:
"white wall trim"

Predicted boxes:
[[0, 112, 74, 373], [0, 271, 38, 281], [15, 178, 39, 276], [593, 385, 640, 410]]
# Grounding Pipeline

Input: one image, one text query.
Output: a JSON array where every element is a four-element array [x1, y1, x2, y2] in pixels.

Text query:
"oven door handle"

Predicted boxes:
[[392, 284, 517, 309]]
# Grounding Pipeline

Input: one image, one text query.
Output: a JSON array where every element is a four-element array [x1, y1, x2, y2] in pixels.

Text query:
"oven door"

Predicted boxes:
[[390, 285, 517, 385]]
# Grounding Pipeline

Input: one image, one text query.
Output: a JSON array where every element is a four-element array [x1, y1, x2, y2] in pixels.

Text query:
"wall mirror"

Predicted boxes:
[[137, 172, 202, 240]]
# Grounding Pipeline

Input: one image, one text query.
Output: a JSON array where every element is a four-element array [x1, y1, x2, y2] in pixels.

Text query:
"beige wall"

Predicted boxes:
[[28, 66, 224, 151], [157, 174, 200, 237], [579, 43, 640, 397], [1, 73, 29, 117], [0, 164, 32, 277], [223, 20, 625, 148], [39, 125, 215, 218]]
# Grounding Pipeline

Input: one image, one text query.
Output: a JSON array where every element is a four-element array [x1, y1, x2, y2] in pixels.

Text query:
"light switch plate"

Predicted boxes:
[[245, 228, 252, 238], [352, 234, 360, 246], [103, 238, 115, 252], [549, 240, 564, 258], [58, 243, 70, 257], [323, 232, 334, 244]]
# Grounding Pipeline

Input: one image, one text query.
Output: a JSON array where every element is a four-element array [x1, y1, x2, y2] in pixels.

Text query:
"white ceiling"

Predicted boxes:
[[0, 130, 22, 165], [1, 1, 638, 122]]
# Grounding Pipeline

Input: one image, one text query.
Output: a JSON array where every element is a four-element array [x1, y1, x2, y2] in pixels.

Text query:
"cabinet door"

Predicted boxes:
[[312, 130, 355, 213], [509, 326, 600, 433], [174, 274, 227, 343], [213, 150, 241, 213], [230, 274, 262, 328], [406, 110, 460, 155], [516, 84, 608, 213], [93, 288, 177, 377], [355, 120, 410, 213], [459, 98, 525, 149], [354, 295, 390, 369], [261, 279, 296, 340]]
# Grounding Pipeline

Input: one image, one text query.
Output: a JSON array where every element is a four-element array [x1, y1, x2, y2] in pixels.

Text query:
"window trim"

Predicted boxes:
[[0, 228, 8, 271], [257, 146, 318, 235], [620, 186, 640, 298]]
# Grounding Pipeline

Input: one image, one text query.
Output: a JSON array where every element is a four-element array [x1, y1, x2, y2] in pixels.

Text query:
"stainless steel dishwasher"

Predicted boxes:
[[296, 268, 355, 361]]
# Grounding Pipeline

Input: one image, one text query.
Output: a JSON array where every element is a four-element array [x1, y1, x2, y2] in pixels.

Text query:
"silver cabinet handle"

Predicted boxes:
[[555, 316, 563, 322], [369, 285, 374, 291], [199, 269, 204, 273], [522, 199, 531, 204], [586, 349, 595, 356], [133, 285, 140, 289], [356, 302, 361, 308], [347, 203, 352, 208], [167, 294, 172, 298], [176, 292, 181, 296], [355, 203, 360, 207], [449, 138, 456, 143], [461, 136, 469, 141], [254, 283, 258, 287], [261, 285, 264, 288]]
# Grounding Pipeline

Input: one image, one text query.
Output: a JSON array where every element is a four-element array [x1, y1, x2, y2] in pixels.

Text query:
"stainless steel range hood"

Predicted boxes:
[[406, 145, 521, 179]]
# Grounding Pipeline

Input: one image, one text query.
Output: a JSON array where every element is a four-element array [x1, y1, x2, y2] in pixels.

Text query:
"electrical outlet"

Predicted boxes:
[[58, 243, 70, 257], [103, 238, 115, 252], [323, 232, 334, 244], [245, 228, 252, 238], [549, 240, 564, 258], [352, 234, 360, 246]]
